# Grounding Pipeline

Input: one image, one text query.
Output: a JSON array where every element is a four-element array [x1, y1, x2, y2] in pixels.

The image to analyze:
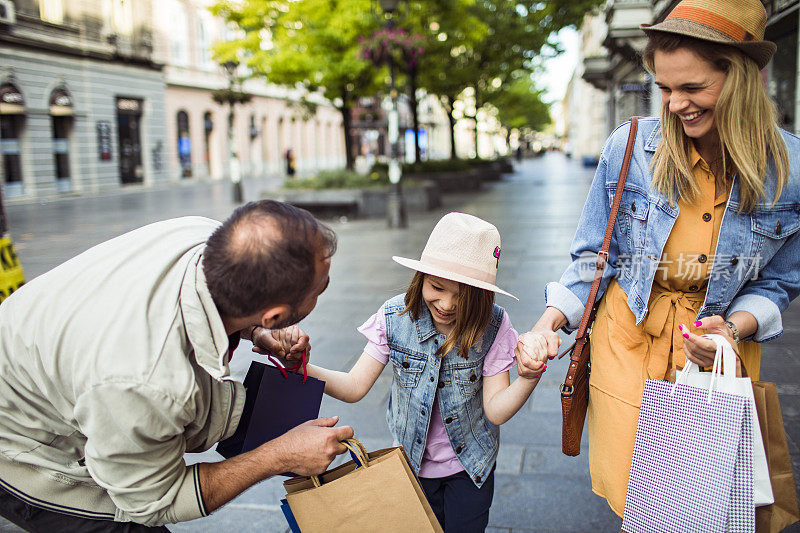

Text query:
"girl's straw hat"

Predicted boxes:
[[392, 212, 518, 300], [640, 0, 776, 70]]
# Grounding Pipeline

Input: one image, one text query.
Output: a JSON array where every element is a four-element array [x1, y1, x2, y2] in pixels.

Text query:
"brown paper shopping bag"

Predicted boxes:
[[284, 438, 443, 533], [752, 381, 800, 533]]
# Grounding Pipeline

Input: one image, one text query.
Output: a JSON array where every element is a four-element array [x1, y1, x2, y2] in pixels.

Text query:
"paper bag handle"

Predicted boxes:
[[673, 333, 737, 402], [310, 438, 370, 488]]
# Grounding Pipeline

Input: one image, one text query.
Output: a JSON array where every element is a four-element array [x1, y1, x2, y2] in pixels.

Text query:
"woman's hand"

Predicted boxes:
[[514, 332, 551, 379], [679, 315, 737, 368], [251, 325, 310, 366]]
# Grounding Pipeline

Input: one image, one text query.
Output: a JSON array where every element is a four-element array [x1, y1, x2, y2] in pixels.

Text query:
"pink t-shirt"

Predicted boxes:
[[357, 304, 518, 478]]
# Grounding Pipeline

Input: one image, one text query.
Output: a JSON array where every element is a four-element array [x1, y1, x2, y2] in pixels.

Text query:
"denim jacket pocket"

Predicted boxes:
[[751, 205, 800, 240], [609, 187, 649, 251], [453, 362, 483, 398], [388, 347, 426, 388]]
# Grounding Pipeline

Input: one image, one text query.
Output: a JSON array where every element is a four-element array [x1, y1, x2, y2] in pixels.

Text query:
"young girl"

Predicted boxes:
[[289, 212, 545, 532]]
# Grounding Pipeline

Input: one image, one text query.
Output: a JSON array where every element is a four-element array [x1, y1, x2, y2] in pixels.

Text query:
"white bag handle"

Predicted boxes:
[[672, 333, 737, 402]]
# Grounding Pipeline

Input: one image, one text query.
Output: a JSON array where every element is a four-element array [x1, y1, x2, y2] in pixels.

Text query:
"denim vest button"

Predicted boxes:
[[416, 438, 422, 444], [631, 201, 636, 213], [475, 476, 481, 483], [456, 445, 463, 453], [420, 409, 425, 415], [469, 373, 477, 382], [445, 417, 453, 424], [730, 256, 739, 265], [402, 361, 410, 368]]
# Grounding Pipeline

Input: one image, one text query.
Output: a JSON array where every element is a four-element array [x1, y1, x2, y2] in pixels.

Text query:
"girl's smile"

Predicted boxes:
[[422, 275, 460, 334]]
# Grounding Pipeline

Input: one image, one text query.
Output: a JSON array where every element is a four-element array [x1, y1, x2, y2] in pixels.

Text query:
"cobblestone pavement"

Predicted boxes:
[[3, 153, 799, 532]]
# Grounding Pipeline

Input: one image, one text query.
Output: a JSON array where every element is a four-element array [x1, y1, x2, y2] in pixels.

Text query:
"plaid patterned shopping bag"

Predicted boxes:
[[622, 379, 755, 533]]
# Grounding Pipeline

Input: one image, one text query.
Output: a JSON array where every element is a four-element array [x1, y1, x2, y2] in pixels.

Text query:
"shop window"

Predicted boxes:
[[50, 87, 74, 193], [203, 111, 213, 176], [176, 110, 192, 178], [0, 84, 25, 197], [40, 0, 64, 24]]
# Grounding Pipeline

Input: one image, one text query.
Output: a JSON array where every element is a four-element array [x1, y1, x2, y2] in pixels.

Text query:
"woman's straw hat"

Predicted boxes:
[[393, 212, 518, 300], [641, 0, 776, 70]]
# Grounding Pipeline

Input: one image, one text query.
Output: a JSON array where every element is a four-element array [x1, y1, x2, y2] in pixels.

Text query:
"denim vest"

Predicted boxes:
[[383, 294, 504, 488], [546, 117, 800, 342]]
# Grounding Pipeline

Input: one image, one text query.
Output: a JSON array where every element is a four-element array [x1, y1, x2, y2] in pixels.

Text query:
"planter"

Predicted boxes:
[[265, 180, 441, 219], [405, 168, 482, 192]]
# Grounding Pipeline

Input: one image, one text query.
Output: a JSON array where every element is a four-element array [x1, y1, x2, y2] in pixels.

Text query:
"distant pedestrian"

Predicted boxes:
[[0, 201, 353, 530], [270, 212, 546, 532], [518, 0, 800, 519], [285, 148, 296, 177]]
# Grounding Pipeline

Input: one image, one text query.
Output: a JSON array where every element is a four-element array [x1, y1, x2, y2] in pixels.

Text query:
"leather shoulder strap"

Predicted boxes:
[[572, 117, 639, 340]]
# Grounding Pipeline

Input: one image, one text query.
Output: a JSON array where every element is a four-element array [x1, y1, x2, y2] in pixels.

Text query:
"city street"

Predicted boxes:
[[3, 153, 800, 532]]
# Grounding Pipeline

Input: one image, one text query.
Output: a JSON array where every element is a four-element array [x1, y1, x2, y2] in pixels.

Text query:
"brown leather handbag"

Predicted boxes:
[[560, 117, 639, 457]]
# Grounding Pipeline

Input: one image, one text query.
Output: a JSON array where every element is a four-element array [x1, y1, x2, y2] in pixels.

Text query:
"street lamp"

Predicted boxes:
[[222, 61, 244, 203], [379, 0, 407, 229]]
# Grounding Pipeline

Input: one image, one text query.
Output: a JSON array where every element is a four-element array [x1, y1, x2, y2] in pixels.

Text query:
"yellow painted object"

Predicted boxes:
[[0, 235, 25, 303]]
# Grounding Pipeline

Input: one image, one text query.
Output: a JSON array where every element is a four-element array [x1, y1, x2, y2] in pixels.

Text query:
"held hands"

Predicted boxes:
[[251, 325, 310, 366], [268, 417, 354, 477], [515, 331, 560, 380], [679, 315, 738, 368]]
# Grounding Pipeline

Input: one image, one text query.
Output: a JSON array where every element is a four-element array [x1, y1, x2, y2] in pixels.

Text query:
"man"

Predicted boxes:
[[0, 200, 353, 530]]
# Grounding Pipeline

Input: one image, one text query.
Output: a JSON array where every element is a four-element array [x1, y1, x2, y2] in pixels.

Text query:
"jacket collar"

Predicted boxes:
[[643, 121, 661, 152], [179, 249, 233, 381], [414, 305, 441, 342]]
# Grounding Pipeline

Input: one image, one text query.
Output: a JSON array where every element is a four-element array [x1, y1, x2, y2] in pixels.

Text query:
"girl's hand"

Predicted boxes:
[[252, 325, 311, 365], [679, 316, 737, 368], [515, 332, 549, 380]]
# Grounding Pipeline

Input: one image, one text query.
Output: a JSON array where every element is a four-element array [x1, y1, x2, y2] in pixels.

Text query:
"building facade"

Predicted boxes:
[[154, 0, 346, 185], [0, 0, 169, 199]]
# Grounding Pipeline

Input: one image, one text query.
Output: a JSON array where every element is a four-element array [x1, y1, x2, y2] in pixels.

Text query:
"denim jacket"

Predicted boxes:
[[383, 294, 504, 488], [546, 117, 800, 342]]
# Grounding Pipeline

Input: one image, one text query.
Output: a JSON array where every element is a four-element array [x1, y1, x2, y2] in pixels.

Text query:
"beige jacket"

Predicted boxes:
[[0, 217, 245, 526]]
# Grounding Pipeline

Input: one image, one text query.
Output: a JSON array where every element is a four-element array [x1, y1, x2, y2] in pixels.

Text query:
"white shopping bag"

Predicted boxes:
[[676, 334, 773, 507]]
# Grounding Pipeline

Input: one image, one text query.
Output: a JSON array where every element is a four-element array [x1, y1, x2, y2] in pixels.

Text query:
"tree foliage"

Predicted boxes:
[[211, 0, 382, 170], [210, 0, 603, 164]]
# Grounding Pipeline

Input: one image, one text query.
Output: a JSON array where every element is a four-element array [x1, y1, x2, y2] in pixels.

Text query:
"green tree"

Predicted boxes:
[[211, 0, 381, 170], [413, 0, 602, 158], [489, 73, 551, 147]]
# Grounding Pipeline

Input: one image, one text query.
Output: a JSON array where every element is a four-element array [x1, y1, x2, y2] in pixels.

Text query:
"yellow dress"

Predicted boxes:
[[586, 144, 761, 517]]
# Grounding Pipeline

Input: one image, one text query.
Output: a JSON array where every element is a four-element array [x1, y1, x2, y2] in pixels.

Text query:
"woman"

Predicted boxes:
[[517, 0, 800, 517]]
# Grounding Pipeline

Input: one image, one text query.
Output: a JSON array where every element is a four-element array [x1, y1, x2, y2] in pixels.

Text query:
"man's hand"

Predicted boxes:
[[199, 416, 353, 513], [265, 416, 354, 476], [252, 325, 310, 366]]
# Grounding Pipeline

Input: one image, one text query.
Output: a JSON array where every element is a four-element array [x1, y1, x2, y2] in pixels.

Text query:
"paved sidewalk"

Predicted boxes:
[[3, 153, 800, 532]]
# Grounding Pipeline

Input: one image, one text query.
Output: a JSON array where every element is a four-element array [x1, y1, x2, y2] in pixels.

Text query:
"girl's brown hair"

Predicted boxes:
[[401, 272, 494, 359], [642, 32, 789, 212]]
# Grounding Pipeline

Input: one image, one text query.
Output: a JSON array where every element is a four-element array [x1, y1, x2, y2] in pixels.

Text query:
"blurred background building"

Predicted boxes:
[[0, 0, 167, 198]]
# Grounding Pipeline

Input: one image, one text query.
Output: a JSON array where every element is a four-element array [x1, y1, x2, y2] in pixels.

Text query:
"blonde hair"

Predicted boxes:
[[643, 33, 789, 212], [402, 272, 494, 359]]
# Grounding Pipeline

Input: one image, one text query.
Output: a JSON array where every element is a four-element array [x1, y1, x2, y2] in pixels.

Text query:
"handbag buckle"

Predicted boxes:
[[561, 383, 573, 395]]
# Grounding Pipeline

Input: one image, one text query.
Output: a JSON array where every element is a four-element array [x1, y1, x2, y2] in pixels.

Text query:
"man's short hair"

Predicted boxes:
[[202, 200, 337, 318]]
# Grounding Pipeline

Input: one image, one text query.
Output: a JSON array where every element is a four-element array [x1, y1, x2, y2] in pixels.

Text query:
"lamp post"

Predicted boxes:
[[222, 61, 243, 204], [379, 0, 407, 229]]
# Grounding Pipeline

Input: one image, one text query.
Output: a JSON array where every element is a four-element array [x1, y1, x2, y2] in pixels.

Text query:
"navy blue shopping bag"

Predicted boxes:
[[217, 357, 325, 462]]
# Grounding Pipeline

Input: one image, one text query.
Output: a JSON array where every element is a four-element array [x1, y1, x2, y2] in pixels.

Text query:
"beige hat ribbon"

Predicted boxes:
[[422, 255, 495, 284]]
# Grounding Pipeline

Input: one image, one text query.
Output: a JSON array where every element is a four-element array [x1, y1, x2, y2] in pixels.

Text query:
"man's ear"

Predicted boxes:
[[260, 305, 291, 329]]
